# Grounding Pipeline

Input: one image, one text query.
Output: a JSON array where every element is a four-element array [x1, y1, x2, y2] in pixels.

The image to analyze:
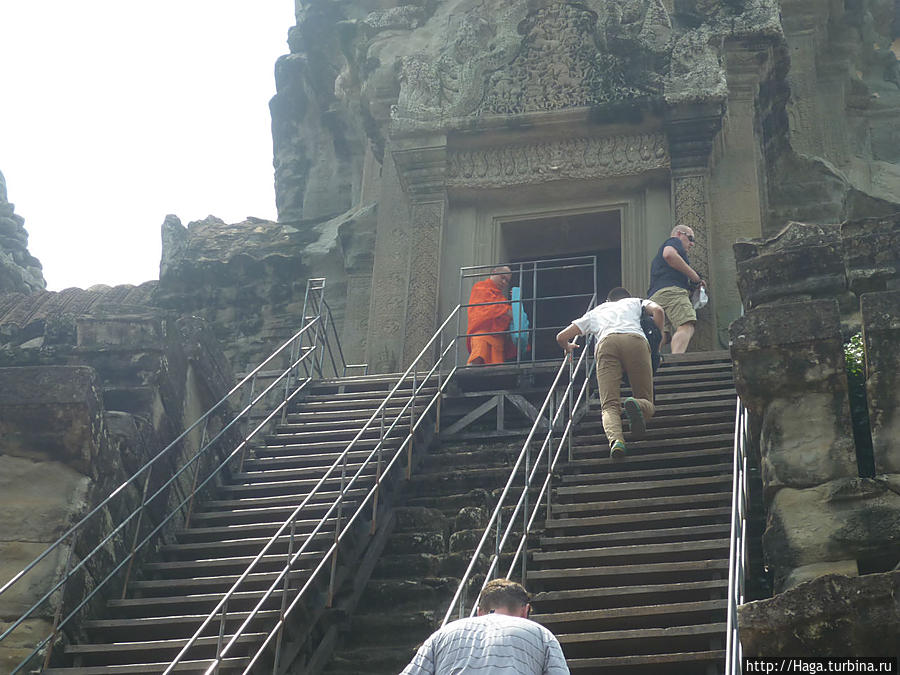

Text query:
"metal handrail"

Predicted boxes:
[[459, 255, 598, 366], [163, 305, 466, 675], [441, 283, 597, 624], [441, 335, 593, 624], [725, 398, 750, 675], [0, 278, 349, 674]]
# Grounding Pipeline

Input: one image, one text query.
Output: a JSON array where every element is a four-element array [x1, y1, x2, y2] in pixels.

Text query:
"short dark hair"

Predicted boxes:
[[478, 578, 530, 613], [607, 287, 631, 302]]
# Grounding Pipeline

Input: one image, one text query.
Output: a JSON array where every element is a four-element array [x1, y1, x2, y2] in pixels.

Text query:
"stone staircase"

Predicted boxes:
[[43, 374, 436, 674], [42, 350, 737, 674], [530, 350, 735, 675], [321, 435, 528, 675]]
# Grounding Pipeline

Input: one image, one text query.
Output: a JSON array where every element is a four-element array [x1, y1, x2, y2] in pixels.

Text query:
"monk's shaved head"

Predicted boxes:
[[492, 265, 512, 275], [490, 265, 512, 292]]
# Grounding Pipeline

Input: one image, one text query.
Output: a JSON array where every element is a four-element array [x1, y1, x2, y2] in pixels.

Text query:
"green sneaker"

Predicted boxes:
[[610, 440, 626, 460], [624, 397, 646, 438]]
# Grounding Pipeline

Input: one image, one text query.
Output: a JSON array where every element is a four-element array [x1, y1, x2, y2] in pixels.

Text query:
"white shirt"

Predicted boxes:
[[400, 613, 570, 675], [572, 297, 650, 343]]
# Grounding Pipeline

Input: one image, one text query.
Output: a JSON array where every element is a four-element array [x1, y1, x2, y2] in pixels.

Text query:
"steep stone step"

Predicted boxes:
[[532, 579, 728, 613], [555, 474, 732, 502], [557, 622, 727, 657], [566, 649, 725, 674], [544, 506, 731, 535], [528, 559, 729, 589], [44, 657, 250, 674], [560, 461, 733, 486], [534, 598, 727, 633], [64, 633, 265, 666], [533, 539, 730, 568], [551, 491, 730, 517], [540, 523, 732, 551], [80, 610, 281, 641]]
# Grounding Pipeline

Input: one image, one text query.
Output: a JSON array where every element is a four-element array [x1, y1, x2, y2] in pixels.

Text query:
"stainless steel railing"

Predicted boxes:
[[163, 305, 466, 674], [441, 312, 595, 624], [725, 398, 750, 675], [0, 277, 352, 674]]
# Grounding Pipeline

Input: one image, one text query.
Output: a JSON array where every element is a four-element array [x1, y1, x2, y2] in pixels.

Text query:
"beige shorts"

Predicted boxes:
[[649, 286, 696, 334]]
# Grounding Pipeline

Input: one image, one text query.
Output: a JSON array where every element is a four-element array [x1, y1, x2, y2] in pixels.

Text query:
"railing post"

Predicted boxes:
[[121, 465, 154, 598], [328, 454, 348, 608], [522, 436, 530, 584], [214, 599, 230, 674], [272, 517, 297, 674], [240, 373, 258, 473], [407, 369, 417, 480], [184, 418, 210, 528], [567, 354, 574, 463]]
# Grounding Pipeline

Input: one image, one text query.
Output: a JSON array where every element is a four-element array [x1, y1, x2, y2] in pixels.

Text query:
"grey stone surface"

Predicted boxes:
[[739, 571, 900, 656], [0, 170, 45, 295], [155, 206, 376, 371], [0, 289, 237, 666]]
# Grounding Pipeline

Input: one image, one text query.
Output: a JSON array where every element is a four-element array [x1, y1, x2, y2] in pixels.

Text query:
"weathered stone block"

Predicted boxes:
[[861, 290, 900, 474], [0, 542, 68, 618], [764, 477, 900, 591], [739, 571, 900, 656], [733, 222, 846, 307], [0, 366, 105, 473], [731, 301, 857, 490], [0, 456, 90, 542], [842, 214, 900, 294], [0, 618, 53, 674]]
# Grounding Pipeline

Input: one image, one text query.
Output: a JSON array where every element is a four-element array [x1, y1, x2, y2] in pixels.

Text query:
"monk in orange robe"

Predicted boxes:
[[467, 266, 517, 365]]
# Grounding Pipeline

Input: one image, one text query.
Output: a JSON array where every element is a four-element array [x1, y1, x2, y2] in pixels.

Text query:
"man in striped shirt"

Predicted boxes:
[[400, 578, 570, 674]]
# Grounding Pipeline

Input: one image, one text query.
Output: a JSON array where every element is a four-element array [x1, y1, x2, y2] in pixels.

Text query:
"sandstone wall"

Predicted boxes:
[[730, 215, 900, 653], [154, 209, 375, 372], [0, 287, 236, 670], [0, 170, 45, 295]]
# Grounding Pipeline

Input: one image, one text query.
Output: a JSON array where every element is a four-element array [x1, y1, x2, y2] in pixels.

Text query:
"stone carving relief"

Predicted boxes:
[[446, 134, 669, 188], [393, 0, 673, 124], [403, 201, 444, 365], [672, 173, 710, 281]]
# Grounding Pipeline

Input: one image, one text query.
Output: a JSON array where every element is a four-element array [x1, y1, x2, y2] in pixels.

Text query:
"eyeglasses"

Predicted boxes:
[[678, 232, 695, 242]]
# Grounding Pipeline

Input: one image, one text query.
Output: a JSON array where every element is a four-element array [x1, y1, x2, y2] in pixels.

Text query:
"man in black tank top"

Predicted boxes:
[[647, 226, 704, 353]]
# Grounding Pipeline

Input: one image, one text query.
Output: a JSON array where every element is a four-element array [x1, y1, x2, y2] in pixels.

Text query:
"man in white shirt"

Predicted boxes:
[[400, 578, 569, 675], [556, 287, 664, 458]]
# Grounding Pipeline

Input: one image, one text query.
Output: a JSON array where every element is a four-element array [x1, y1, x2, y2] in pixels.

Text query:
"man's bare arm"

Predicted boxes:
[[644, 300, 664, 333], [662, 245, 701, 284], [556, 324, 583, 356]]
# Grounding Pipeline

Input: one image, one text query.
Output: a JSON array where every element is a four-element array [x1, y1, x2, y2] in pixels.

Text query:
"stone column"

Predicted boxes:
[[861, 290, 900, 474], [665, 105, 722, 350], [393, 135, 448, 368]]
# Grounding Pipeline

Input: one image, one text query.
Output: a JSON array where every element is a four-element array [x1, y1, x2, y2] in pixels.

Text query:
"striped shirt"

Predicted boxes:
[[400, 614, 570, 675]]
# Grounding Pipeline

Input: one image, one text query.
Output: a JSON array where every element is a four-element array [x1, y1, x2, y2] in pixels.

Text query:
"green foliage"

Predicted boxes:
[[844, 332, 866, 378]]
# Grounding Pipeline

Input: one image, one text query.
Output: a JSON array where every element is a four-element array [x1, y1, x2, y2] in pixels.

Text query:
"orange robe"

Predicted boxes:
[[466, 278, 516, 364]]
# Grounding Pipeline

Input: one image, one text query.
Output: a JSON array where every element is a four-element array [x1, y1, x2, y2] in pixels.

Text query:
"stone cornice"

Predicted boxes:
[[391, 136, 448, 203]]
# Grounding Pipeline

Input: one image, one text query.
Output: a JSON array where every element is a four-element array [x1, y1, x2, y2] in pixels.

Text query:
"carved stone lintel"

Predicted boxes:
[[446, 133, 670, 189]]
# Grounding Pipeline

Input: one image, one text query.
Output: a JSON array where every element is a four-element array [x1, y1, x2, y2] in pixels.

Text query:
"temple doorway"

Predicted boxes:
[[500, 210, 622, 360]]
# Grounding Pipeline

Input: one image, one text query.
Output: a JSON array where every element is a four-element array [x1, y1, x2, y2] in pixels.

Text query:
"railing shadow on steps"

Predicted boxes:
[[160, 304, 470, 675], [441, 328, 596, 625], [0, 278, 350, 674]]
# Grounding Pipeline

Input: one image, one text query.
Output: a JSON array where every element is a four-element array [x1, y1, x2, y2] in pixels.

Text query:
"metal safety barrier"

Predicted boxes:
[[459, 256, 598, 365], [726, 398, 751, 675], [162, 305, 467, 674], [0, 277, 353, 674], [442, 298, 596, 624]]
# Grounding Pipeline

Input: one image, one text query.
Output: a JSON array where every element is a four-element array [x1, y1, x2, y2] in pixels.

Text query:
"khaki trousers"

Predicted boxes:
[[595, 333, 655, 446]]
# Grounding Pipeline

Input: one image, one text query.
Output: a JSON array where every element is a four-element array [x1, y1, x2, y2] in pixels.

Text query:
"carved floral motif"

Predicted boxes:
[[446, 134, 669, 188]]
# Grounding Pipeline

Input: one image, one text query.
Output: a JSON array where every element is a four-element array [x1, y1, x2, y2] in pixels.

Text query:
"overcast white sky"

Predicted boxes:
[[1, 1, 295, 290]]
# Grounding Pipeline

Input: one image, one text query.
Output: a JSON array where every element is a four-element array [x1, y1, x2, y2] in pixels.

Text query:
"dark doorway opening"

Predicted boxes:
[[502, 211, 621, 360]]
